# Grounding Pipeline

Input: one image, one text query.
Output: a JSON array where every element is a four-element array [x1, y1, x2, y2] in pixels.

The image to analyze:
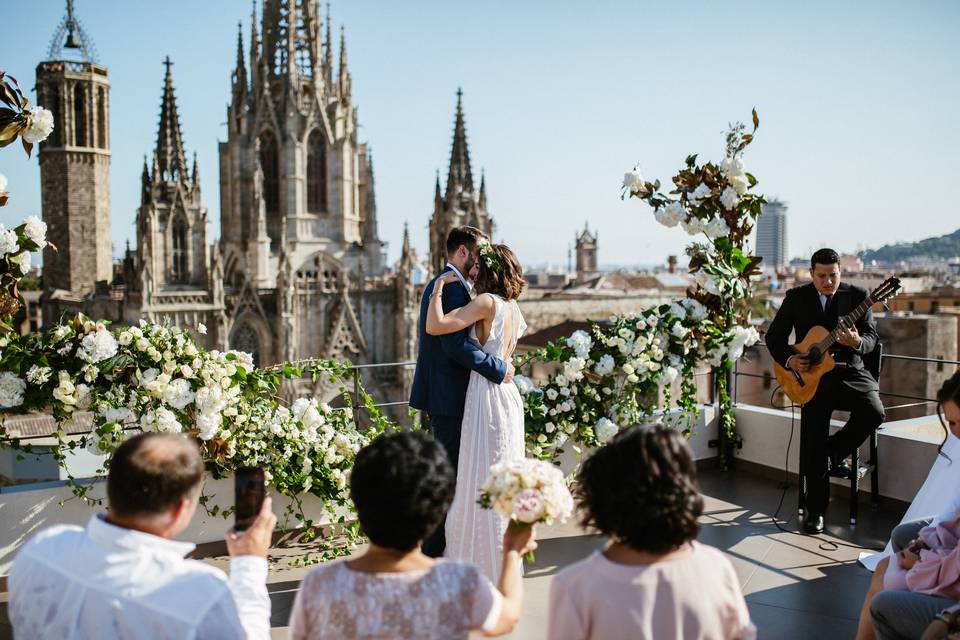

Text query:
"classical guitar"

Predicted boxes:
[[773, 277, 901, 405]]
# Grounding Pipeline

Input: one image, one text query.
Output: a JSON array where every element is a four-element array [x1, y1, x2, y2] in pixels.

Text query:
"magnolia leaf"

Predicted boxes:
[[22, 137, 32, 158], [0, 193, 7, 207], [752, 108, 759, 131]]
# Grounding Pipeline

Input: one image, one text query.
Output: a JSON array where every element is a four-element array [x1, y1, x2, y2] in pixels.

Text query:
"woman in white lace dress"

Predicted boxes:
[[288, 431, 536, 640], [426, 242, 528, 583]]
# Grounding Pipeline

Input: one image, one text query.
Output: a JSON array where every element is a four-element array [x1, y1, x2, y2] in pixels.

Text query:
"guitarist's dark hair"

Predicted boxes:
[[936, 369, 960, 462], [810, 248, 840, 269]]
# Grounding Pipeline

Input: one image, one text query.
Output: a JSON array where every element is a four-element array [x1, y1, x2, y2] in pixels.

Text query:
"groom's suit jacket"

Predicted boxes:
[[409, 265, 507, 417]]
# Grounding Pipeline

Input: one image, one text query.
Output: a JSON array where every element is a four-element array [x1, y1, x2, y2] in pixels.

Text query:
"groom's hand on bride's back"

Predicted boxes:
[[503, 362, 515, 384]]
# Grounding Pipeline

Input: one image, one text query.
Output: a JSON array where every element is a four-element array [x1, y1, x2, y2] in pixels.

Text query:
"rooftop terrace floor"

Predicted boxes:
[[0, 463, 907, 639]]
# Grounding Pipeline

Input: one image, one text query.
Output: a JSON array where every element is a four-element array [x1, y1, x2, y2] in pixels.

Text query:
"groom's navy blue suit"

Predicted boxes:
[[410, 265, 507, 557]]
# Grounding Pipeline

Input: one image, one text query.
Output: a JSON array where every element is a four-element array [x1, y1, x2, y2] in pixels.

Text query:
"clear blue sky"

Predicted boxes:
[[2, 0, 958, 269]]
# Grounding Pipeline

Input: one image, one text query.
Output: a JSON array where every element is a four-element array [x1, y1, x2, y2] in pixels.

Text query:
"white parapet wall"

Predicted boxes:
[[0, 405, 720, 578], [733, 404, 945, 503]]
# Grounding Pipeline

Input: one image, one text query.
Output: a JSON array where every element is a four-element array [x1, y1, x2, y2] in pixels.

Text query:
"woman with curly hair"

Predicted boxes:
[[425, 241, 529, 584], [547, 424, 755, 640], [288, 431, 536, 639]]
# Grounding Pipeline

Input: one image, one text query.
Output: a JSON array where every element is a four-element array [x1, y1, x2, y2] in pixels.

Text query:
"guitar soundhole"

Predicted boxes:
[[808, 346, 822, 364]]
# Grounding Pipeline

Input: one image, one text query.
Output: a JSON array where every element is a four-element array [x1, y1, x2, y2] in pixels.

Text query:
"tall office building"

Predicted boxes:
[[756, 200, 788, 270]]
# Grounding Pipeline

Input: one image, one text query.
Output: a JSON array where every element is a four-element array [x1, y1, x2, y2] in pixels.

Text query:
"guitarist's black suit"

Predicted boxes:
[[766, 282, 885, 523]]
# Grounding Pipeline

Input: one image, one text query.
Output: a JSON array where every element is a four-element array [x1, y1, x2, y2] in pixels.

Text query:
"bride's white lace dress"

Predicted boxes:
[[445, 293, 527, 584]]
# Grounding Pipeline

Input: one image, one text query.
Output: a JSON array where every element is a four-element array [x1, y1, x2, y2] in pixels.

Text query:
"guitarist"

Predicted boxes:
[[766, 248, 885, 534]]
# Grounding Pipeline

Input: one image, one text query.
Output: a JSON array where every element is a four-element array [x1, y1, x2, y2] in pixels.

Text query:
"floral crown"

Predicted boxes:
[[476, 239, 505, 273]]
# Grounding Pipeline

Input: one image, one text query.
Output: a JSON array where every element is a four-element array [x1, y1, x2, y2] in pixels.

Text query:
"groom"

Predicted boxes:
[[410, 225, 514, 558]]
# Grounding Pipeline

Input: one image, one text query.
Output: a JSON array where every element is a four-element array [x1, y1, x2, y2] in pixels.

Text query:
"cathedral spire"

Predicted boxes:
[[234, 21, 247, 97], [155, 56, 188, 182], [323, 3, 333, 86], [434, 169, 442, 206], [192, 151, 201, 191], [445, 88, 474, 201], [141, 154, 151, 204], [402, 222, 411, 257], [478, 169, 487, 209], [338, 25, 351, 98], [250, 0, 260, 84]]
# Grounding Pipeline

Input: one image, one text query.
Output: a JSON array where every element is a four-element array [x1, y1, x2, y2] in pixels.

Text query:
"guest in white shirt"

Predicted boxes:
[[8, 432, 276, 640]]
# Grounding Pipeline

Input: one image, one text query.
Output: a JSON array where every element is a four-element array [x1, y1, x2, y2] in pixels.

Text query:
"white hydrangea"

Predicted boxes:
[[720, 187, 740, 211], [704, 216, 731, 240], [0, 224, 19, 256], [728, 173, 749, 196], [680, 216, 706, 236], [23, 106, 55, 144], [513, 374, 535, 395], [99, 406, 130, 424], [658, 366, 680, 387], [163, 378, 196, 410], [720, 155, 745, 178], [141, 406, 181, 433], [26, 365, 52, 384], [0, 372, 26, 408], [670, 322, 689, 339], [563, 357, 586, 382], [668, 302, 687, 320], [687, 183, 712, 206], [566, 330, 593, 359], [595, 417, 619, 443], [681, 298, 709, 321], [654, 201, 686, 228], [622, 165, 645, 195], [22, 216, 47, 247], [77, 327, 118, 364], [593, 354, 615, 376], [727, 325, 761, 361]]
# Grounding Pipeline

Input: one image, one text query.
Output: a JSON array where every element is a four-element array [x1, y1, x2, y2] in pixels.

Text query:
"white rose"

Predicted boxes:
[[545, 422, 556, 433], [0, 225, 19, 256], [197, 323, 207, 335], [622, 165, 646, 195], [22, 216, 47, 247], [546, 388, 558, 401], [720, 187, 740, 211], [622, 363, 635, 375], [566, 330, 593, 359]]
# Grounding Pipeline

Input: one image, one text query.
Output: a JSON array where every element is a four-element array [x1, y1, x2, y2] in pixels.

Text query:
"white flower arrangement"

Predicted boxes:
[[479, 458, 574, 526]]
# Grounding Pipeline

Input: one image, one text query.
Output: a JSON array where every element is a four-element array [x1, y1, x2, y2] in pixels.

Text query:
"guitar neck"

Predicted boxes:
[[818, 295, 874, 352]]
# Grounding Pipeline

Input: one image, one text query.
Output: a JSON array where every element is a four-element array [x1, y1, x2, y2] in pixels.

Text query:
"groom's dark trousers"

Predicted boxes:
[[409, 265, 507, 558]]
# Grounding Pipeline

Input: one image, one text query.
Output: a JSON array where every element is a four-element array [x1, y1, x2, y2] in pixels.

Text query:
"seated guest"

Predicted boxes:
[[8, 432, 275, 639], [547, 424, 756, 640], [854, 370, 960, 640], [288, 430, 535, 639]]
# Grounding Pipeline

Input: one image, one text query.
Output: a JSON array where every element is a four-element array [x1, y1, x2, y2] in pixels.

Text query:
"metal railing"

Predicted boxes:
[[732, 342, 958, 412]]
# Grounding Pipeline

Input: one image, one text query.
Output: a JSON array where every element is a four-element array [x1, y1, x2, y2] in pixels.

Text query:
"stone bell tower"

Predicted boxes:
[[36, 0, 112, 322]]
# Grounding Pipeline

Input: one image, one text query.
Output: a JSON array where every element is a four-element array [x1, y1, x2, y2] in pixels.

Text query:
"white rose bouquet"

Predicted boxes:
[[479, 458, 574, 561]]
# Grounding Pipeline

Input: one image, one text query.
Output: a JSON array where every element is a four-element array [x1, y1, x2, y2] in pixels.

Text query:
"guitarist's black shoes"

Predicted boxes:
[[828, 455, 854, 479], [802, 512, 825, 534]]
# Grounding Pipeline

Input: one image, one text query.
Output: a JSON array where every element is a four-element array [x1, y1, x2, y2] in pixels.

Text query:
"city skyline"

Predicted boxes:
[[1, 0, 958, 270]]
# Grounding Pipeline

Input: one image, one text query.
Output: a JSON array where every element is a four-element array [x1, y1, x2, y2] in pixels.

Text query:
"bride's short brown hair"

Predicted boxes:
[[474, 243, 525, 300]]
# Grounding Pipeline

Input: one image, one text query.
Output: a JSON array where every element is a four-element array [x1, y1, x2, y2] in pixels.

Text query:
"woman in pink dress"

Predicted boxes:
[[547, 424, 756, 640]]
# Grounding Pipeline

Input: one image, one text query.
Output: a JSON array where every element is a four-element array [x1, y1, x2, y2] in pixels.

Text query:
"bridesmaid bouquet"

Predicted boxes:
[[479, 458, 574, 561]]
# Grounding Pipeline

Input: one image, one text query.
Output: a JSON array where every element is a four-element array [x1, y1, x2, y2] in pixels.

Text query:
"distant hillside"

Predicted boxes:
[[860, 227, 960, 263]]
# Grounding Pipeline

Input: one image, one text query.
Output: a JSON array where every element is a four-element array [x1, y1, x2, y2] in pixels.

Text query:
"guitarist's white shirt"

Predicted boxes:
[[819, 293, 829, 311]]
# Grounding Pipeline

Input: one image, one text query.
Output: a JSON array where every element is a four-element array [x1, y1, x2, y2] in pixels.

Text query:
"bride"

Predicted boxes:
[[426, 240, 527, 583]]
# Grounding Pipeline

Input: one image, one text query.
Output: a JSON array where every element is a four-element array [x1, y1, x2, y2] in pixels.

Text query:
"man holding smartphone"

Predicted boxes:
[[9, 432, 276, 639]]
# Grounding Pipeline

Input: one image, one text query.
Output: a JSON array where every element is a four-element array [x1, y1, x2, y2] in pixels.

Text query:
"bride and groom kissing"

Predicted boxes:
[[409, 225, 528, 582]]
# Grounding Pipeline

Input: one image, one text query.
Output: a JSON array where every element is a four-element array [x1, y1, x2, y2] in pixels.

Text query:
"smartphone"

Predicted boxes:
[[234, 466, 265, 532]]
